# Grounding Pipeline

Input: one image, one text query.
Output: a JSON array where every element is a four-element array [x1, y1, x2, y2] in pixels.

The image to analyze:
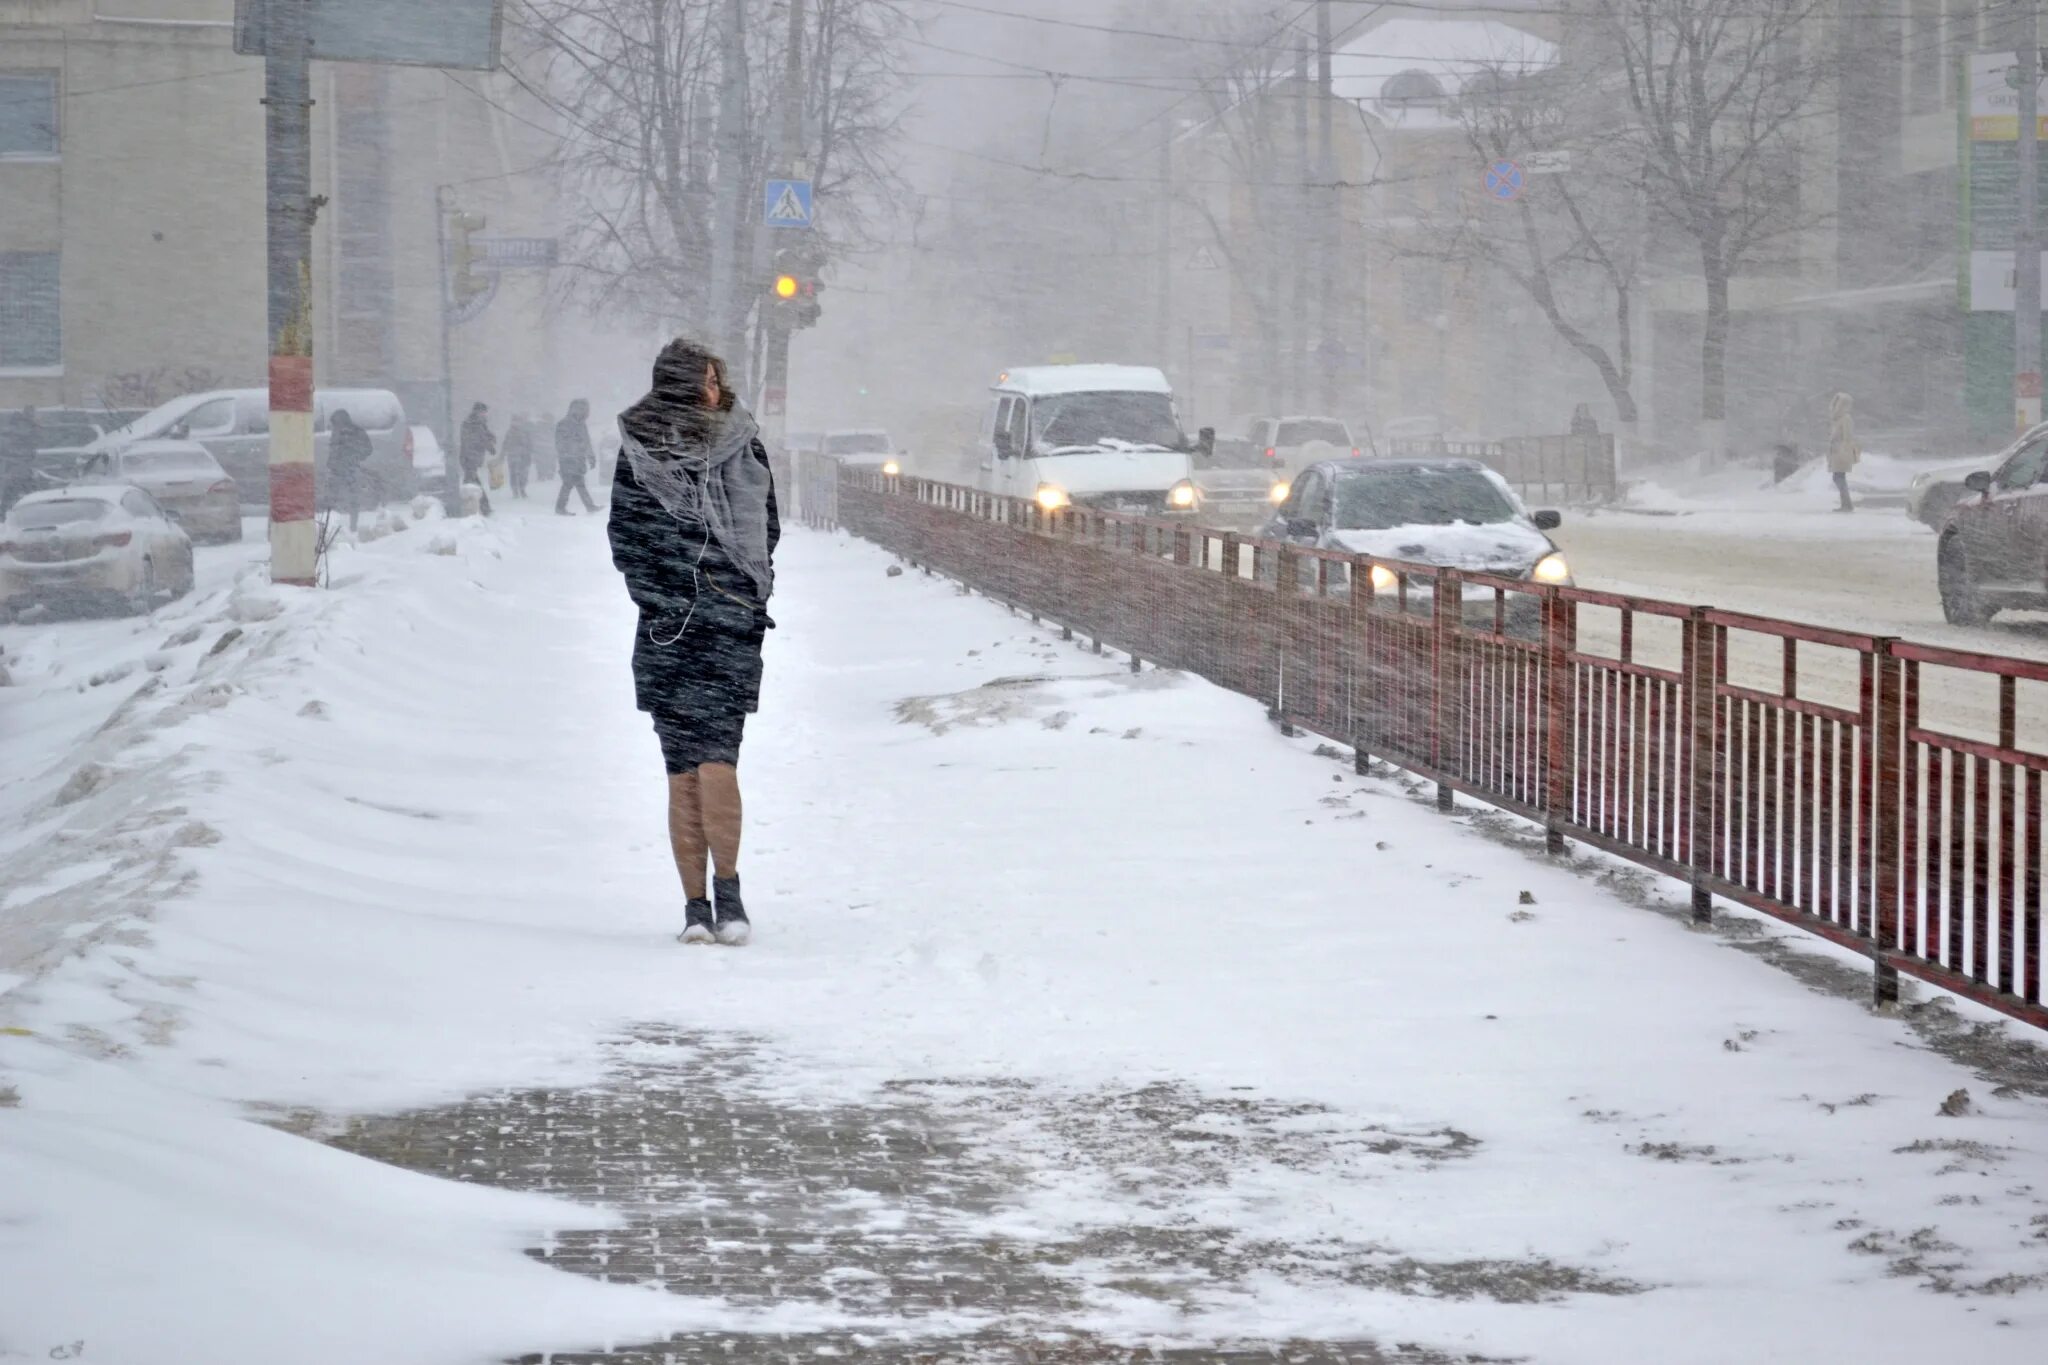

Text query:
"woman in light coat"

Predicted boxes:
[[1827, 391, 1858, 512]]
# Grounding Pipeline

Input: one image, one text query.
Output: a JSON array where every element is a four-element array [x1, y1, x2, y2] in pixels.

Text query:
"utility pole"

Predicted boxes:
[[263, 0, 317, 586], [1291, 41, 1311, 414], [759, 0, 806, 452], [708, 0, 747, 367], [1316, 0, 1337, 415], [2019, 13, 2042, 433], [1157, 130, 1173, 371], [433, 184, 464, 516]]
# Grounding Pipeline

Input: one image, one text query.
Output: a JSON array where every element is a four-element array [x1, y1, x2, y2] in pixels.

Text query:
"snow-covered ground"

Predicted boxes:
[[3, 499, 2046, 1363]]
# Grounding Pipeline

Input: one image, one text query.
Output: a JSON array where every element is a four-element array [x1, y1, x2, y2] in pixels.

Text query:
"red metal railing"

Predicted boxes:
[[833, 468, 2048, 1033]]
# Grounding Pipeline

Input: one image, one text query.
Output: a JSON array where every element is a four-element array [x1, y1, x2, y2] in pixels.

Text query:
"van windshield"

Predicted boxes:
[[1033, 391, 1181, 453]]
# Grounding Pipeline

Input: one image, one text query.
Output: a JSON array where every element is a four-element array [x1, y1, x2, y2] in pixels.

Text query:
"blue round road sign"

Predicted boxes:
[[1485, 160, 1524, 201]]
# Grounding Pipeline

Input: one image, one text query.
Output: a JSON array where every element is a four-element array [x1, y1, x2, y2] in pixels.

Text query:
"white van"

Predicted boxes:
[[977, 365, 1213, 515], [80, 387, 414, 509]]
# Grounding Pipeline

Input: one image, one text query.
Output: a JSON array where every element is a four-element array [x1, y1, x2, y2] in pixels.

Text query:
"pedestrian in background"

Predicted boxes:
[[555, 399, 600, 516], [608, 341, 779, 946], [460, 401, 496, 517], [328, 408, 371, 532], [1827, 391, 1858, 513], [504, 414, 535, 500]]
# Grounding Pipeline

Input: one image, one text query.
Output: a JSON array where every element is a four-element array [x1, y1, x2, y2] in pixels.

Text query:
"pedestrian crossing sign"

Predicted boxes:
[[764, 179, 815, 229]]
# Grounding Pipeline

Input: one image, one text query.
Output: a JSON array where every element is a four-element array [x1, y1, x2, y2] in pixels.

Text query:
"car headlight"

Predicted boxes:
[[1531, 552, 1572, 584], [1034, 483, 1070, 512], [1269, 481, 1291, 504], [1367, 563, 1398, 593], [881, 458, 901, 477], [1167, 479, 1197, 510]]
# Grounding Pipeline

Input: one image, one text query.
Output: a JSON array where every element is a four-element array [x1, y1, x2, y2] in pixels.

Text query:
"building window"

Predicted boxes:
[[0, 252, 61, 370], [0, 71, 58, 158]]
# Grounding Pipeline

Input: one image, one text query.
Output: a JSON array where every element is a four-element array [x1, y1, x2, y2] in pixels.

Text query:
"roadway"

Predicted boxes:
[[1552, 505, 2048, 750]]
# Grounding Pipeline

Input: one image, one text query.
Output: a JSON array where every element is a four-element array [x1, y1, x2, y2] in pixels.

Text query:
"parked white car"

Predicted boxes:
[[77, 440, 241, 542], [80, 387, 415, 508], [0, 484, 196, 618]]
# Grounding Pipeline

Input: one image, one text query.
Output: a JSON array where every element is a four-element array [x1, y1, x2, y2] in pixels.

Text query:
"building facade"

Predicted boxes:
[[0, 0, 564, 442]]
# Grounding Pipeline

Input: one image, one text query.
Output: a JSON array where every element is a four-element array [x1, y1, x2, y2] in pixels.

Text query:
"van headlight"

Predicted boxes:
[[881, 458, 901, 477], [1035, 483, 1070, 512], [1531, 552, 1572, 585], [1269, 481, 1291, 504], [1167, 479, 1198, 510], [1368, 564, 1398, 593]]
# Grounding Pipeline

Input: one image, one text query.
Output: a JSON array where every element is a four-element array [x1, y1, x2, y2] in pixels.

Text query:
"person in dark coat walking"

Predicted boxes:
[[554, 399, 600, 515], [460, 402, 495, 516], [329, 408, 372, 531], [608, 340, 779, 946], [504, 414, 535, 499]]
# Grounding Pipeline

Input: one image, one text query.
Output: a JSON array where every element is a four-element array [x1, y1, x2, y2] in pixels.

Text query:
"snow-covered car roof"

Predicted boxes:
[[113, 437, 218, 460], [824, 428, 892, 438], [995, 365, 1172, 398], [13, 483, 138, 506]]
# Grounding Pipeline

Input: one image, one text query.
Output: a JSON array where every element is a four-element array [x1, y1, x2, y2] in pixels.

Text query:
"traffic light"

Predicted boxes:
[[766, 247, 824, 329], [449, 210, 489, 304]]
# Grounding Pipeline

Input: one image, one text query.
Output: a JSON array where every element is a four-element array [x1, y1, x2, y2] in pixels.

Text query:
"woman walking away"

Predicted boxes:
[[609, 341, 779, 946], [329, 409, 372, 532], [504, 414, 535, 499], [1827, 391, 1858, 513]]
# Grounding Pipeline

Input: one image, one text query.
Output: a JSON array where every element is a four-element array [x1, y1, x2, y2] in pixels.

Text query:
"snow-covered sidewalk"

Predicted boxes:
[[2, 500, 2046, 1364]]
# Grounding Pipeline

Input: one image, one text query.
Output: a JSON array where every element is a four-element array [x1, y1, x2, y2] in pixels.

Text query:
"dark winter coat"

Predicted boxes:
[[330, 418, 371, 482], [555, 414, 596, 480], [607, 431, 780, 719], [459, 411, 495, 477]]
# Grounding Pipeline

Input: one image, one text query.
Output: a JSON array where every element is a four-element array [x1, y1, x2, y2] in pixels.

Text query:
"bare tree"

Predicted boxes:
[[1585, 0, 1830, 456], [517, 0, 914, 380], [1399, 61, 1646, 443]]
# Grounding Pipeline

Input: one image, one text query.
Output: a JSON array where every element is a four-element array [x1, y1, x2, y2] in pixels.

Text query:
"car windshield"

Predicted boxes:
[[825, 432, 891, 455], [1033, 391, 1180, 452], [10, 498, 110, 529], [1333, 467, 1518, 530], [1277, 419, 1349, 447]]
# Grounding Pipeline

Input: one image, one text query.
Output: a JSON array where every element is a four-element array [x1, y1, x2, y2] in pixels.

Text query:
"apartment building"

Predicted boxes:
[[0, 0, 562, 439]]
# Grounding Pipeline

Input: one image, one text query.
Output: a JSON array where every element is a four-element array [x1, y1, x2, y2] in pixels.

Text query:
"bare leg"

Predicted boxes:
[[666, 770, 708, 900], [699, 762, 743, 879]]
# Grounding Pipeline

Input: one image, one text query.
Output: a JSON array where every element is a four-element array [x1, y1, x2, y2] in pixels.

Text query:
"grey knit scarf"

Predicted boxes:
[[619, 401, 773, 604]]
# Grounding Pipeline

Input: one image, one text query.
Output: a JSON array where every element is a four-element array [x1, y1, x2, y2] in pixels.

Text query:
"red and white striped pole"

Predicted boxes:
[[263, 0, 318, 586]]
